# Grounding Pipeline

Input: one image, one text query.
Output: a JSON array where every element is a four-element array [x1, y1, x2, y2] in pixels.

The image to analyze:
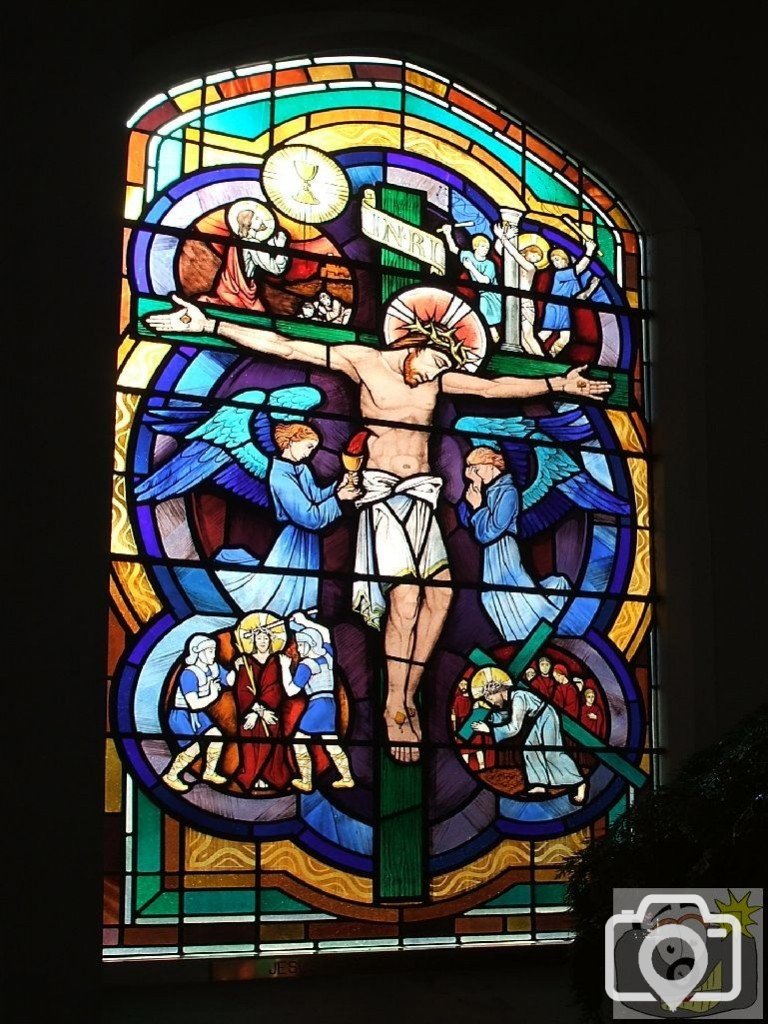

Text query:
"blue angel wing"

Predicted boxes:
[[520, 446, 630, 538], [135, 385, 322, 505], [134, 438, 233, 501], [186, 401, 269, 480], [535, 403, 595, 443], [499, 440, 531, 491], [267, 385, 324, 421], [454, 414, 537, 443], [210, 464, 269, 506], [252, 411, 275, 454], [142, 401, 209, 436], [136, 390, 270, 502], [454, 406, 594, 447]]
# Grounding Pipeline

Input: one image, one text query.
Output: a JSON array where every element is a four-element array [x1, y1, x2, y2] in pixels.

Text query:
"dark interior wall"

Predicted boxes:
[[10, 2, 762, 1017]]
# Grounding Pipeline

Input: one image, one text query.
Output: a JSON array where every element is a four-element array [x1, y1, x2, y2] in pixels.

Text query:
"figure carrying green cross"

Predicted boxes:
[[468, 621, 649, 793]]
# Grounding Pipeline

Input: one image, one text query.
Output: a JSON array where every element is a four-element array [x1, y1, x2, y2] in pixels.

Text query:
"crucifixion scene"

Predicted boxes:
[[108, 55, 652, 954]]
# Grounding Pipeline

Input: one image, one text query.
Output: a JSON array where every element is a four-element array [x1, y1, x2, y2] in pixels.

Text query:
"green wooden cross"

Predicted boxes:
[[376, 183, 427, 902]]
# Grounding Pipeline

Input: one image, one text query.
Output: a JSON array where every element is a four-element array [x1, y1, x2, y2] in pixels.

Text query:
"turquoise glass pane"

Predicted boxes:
[[261, 890, 315, 914], [205, 101, 270, 141], [156, 134, 183, 192], [184, 889, 256, 915], [275, 87, 401, 124], [137, 792, 161, 872]]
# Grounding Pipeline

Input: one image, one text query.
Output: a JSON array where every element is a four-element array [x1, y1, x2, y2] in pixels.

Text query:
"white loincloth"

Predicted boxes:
[[352, 471, 448, 630]]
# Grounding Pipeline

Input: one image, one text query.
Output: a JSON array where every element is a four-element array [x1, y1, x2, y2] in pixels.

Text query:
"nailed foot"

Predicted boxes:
[[384, 704, 421, 763]]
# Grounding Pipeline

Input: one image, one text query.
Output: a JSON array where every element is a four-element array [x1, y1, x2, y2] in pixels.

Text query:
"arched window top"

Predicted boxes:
[[107, 51, 654, 963], [125, 53, 642, 282]]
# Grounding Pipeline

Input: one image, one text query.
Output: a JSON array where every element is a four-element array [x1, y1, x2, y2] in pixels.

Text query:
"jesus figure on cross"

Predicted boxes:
[[147, 288, 610, 762]]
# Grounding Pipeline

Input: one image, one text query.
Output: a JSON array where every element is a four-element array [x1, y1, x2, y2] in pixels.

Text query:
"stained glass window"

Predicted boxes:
[[105, 53, 655, 961]]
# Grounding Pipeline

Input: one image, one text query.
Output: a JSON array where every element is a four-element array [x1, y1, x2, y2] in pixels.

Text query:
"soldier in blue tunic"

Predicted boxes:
[[162, 634, 234, 792], [282, 612, 355, 792]]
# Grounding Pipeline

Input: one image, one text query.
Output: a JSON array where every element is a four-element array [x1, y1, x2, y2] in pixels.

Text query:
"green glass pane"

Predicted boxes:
[[524, 159, 578, 206], [136, 791, 161, 872], [483, 884, 533, 909], [140, 890, 180, 917], [135, 874, 162, 909], [535, 882, 568, 906], [260, 890, 315, 914], [609, 794, 628, 825], [596, 224, 616, 274], [273, 319, 359, 344], [183, 889, 256, 915]]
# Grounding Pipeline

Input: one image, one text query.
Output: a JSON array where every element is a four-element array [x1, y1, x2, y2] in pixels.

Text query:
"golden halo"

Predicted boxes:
[[469, 665, 512, 700], [383, 286, 487, 372], [226, 199, 276, 241], [517, 232, 550, 269], [235, 610, 287, 653], [262, 145, 350, 224]]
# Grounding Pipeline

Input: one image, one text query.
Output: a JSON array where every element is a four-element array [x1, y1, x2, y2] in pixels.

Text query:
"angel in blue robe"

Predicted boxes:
[[135, 386, 356, 615], [463, 446, 570, 639], [456, 406, 631, 641], [227, 422, 347, 615]]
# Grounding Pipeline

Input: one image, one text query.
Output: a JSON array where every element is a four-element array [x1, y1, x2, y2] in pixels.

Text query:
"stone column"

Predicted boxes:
[[498, 207, 524, 352]]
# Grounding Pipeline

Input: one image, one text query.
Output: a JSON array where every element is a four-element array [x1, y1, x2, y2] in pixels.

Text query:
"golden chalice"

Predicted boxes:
[[341, 450, 364, 492], [294, 160, 320, 205]]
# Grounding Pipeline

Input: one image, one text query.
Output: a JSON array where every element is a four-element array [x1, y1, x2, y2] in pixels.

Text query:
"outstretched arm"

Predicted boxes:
[[145, 294, 367, 381], [442, 364, 611, 401]]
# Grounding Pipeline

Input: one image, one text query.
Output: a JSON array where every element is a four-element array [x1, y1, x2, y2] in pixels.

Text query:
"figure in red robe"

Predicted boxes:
[[465, 671, 501, 771], [452, 679, 473, 736], [551, 663, 580, 718], [579, 687, 606, 737], [203, 201, 289, 311], [531, 656, 556, 702], [451, 676, 498, 771], [231, 612, 301, 792]]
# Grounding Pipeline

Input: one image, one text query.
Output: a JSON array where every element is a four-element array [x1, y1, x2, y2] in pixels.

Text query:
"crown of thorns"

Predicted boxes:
[[391, 315, 476, 368]]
